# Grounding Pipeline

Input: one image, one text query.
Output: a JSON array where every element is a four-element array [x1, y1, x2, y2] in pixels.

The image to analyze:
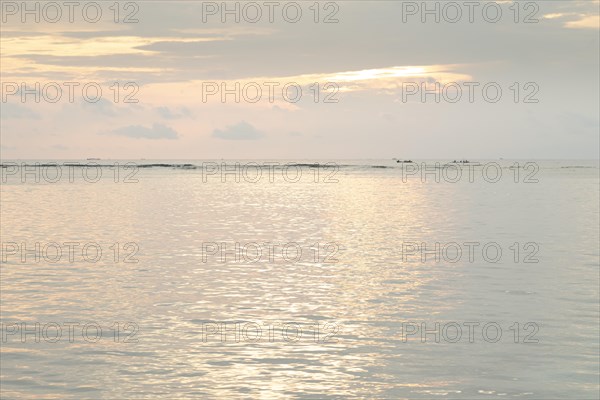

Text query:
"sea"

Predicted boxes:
[[0, 159, 598, 399]]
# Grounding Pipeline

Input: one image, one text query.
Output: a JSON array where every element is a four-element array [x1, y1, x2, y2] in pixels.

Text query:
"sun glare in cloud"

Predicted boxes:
[[135, 64, 473, 108], [218, 65, 469, 88], [565, 14, 600, 29], [329, 67, 429, 82], [541, 11, 600, 29], [543, 13, 565, 20], [227, 65, 473, 93]]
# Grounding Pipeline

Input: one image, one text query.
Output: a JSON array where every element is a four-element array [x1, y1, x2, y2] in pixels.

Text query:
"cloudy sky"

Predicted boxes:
[[1, 0, 598, 159]]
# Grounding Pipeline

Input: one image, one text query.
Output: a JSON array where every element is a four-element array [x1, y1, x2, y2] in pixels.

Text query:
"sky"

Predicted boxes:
[[1, 0, 599, 159]]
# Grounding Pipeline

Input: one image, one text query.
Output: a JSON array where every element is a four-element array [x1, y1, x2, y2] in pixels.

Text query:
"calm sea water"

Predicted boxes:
[[1, 159, 598, 399]]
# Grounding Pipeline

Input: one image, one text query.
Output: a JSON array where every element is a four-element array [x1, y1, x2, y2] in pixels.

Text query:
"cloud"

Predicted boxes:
[[183, 65, 473, 101], [2, 35, 222, 58], [565, 15, 600, 29], [379, 112, 395, 121], [156, 106, 192, 119], [82, 98, 117, 116], [1, 34, 222, 81], [212, 121, 263, 140], [107, 123, 179, 140], [543, 13, 566, 20], [0, 103, 41, 119], [543, 12, 600, 29]]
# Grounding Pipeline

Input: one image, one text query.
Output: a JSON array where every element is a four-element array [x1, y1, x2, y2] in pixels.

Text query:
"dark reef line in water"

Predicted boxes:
[[0, 163, 596, 170]]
